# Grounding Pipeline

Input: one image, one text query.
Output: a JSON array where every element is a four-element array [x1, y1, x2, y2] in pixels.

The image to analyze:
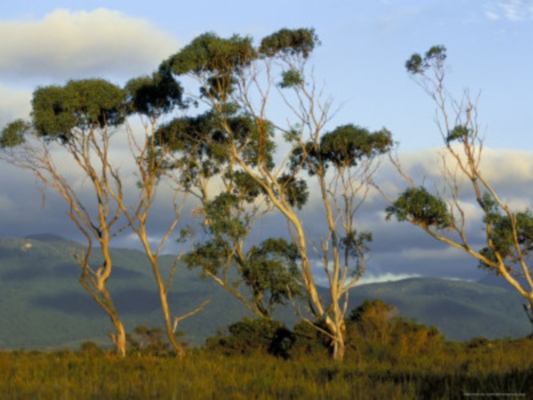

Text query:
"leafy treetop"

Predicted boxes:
[[405, 45, 447, 75], [385, 187, 453, 230]]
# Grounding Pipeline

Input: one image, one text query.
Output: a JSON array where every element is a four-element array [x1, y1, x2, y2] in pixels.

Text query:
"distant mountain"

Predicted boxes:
[[24, 233, 73, 243], [0, 235, 531, 349], [346, 278, 530, 341], [477, 273, 529, 292]]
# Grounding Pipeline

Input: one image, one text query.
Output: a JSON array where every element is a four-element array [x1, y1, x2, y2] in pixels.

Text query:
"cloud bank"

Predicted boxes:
[[0, 8, 180, 81]]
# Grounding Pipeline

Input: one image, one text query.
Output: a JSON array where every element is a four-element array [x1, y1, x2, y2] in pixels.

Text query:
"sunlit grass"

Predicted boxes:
[[1, 337, 533, 399]]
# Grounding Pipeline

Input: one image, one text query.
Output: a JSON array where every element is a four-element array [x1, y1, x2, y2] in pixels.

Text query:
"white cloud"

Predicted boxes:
[[380, 147, 533, 199], [358, 273, 421, 285], [0, 84, 31, 122], [486, 10, 501, 19], [0, 8, 180, 81], [485, 0, 533, 21], [401, 246, 466, 261]]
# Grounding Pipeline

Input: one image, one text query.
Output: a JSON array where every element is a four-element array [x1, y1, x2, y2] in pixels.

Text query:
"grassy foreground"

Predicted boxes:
[[1, 338, 533, 400]]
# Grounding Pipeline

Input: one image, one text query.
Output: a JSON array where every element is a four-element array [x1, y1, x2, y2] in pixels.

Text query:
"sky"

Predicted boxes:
[[0, 0, 532, 285]]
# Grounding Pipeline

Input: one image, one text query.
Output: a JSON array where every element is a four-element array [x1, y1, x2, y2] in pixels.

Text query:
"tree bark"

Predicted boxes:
[[109, 315, 127, 358], [331, 334, 346, 361], [157, 284, 185, 357]]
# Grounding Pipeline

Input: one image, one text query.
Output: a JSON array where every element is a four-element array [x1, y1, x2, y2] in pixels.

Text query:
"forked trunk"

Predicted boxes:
[[157, 283, 185, 357], [109, 316, 127, 358], [79, 278, 127, 357], [331, 336, 346, 361], [328, 325, 346, 361], [325, 317, 346, 361]]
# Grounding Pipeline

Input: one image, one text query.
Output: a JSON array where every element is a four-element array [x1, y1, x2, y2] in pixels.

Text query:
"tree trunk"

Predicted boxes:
[[328, 325, 346, 361], [524, 300, 533, 339], [158, 288, 185, 357], [109, 317, 127, 358], [324, 316, 346, 361], [80, 278, 127, 357], [331, 336, 346, 361]]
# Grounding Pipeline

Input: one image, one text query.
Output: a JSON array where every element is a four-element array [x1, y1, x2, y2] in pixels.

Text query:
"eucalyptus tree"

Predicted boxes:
[[153, 106, 302, 319], [104, 71, 208, 357], [382, 46, 533, 333], [0, 79, 129, 356], [157, 28, 392, 359]]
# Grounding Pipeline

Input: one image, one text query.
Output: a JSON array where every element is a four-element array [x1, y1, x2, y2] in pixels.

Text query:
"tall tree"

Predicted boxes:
[[0, 79, 129, 356], [382, 46, 533, 333], [158, 28, 392, 360], [155, 108, 302, 319], [106, 71, 208, 357]]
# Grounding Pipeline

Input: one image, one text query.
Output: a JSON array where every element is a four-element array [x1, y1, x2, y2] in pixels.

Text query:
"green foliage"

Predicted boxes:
[[155, 109, 276, 185], [0, 119, 29, 148], [478, 193, 533, 272], [276, 174, 309, 209], [162, 32, 255, 100], [259, 28, 319, 59], [165, 33, 256, 76], [31, 79, 126, 140], [319, 125, 393, 169], [229, 170, 266, 203], [405, 45, 447, 74], [183, 240, 225, 276], [292, 124, 392, 176], [279, 69, 303, 88], [386, 186, 453, 229], [184, 218, 302, 316], [126, 325, 186, 357], [206, 317, 294, 358], [204, 192, 247, 240], [446, 125, 471, 144], [289, 321, 331, 358], [244, 238, 302, 310], [341, 230, 372, 271], [124, 69, 184, 117]]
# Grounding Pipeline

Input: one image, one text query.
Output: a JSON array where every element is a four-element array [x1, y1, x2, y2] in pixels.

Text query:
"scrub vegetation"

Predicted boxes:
[[1, 302, 533, 399]]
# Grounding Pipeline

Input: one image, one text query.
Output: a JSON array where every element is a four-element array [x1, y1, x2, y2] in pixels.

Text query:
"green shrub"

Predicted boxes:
[[206, 317, 295, 358], [126, 325, 182, 357], [78, 341, 102, 357], [289, 321, 330, 359]]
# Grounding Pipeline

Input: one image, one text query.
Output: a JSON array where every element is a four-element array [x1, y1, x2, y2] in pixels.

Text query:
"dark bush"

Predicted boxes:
[[206, 317, 294, 358], [289, 321, 330, 358]]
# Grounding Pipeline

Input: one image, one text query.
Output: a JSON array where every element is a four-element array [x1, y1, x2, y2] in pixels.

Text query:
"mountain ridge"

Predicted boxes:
[[0, 235, 530, 349]]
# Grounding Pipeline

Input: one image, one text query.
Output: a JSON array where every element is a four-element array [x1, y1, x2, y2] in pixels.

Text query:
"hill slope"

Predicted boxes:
[[347, 278, 530, 340], [0, 235, 530, 349]]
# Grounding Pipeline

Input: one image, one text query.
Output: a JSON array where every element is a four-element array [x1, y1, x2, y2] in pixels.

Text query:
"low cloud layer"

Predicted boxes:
[[0, 8, 180, 82], [1, 139, 531, 284]]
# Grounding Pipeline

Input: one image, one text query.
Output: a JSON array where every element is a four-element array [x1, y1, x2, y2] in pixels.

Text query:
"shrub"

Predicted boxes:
[[289, 321, 330, 359], [206, 317, 294, 358], [78, 341, 102, 357], [126, 325, 183, 357]]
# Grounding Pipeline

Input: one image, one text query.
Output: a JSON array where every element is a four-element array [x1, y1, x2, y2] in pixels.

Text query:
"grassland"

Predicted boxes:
[[1, 337, 533, 399]]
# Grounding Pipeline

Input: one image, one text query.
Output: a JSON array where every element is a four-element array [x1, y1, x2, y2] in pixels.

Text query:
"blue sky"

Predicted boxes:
[[1, 0, 532, 283], [2, 0, 532, 151]]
